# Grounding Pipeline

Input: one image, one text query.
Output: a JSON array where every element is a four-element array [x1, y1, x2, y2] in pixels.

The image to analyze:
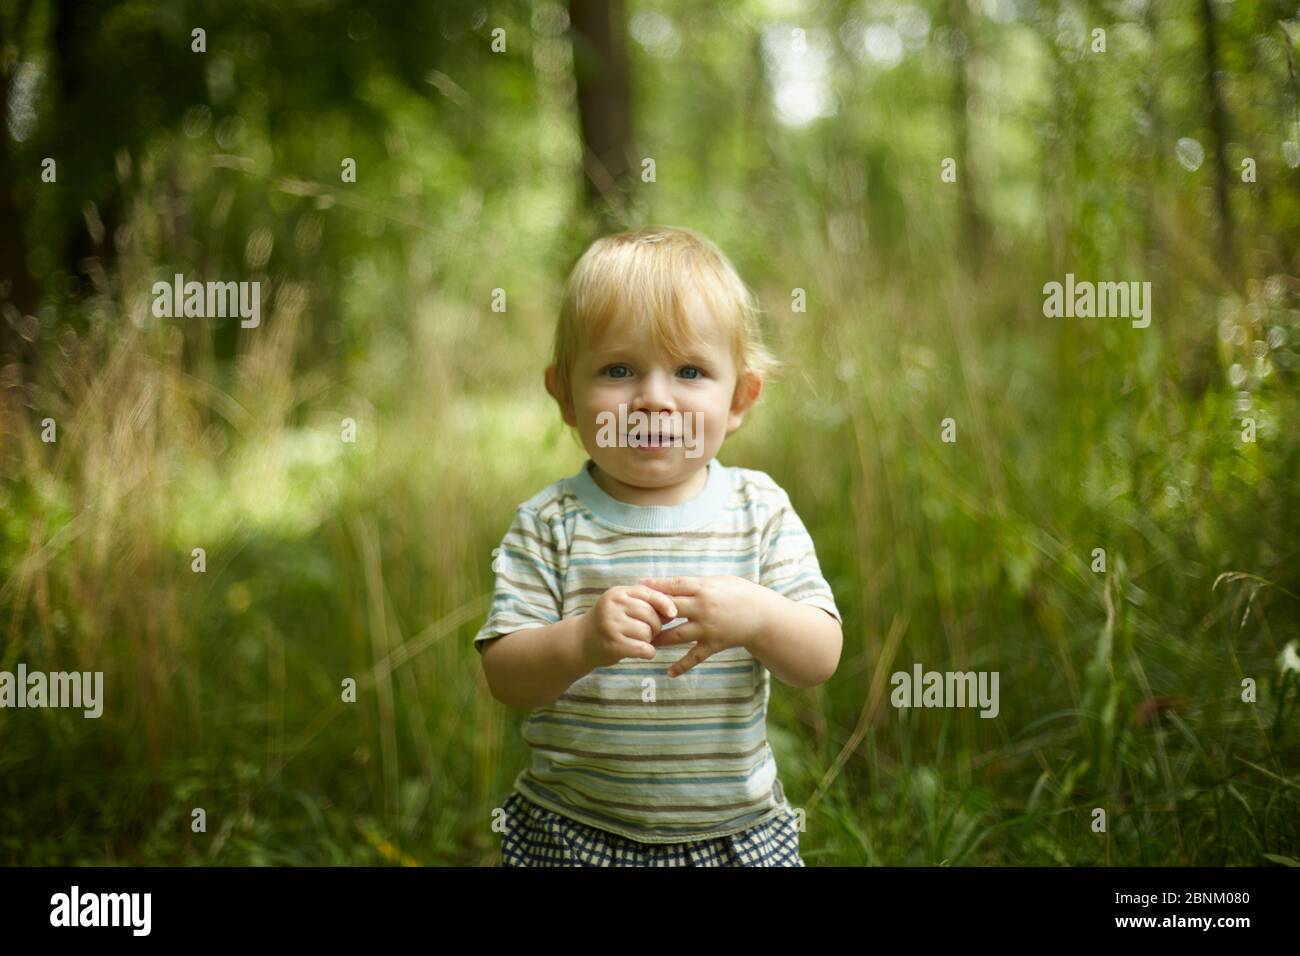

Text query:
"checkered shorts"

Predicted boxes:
[[497, 791, 805, 867]]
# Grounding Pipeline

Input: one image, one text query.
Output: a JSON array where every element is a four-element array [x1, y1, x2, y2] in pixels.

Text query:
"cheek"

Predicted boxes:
[[682, 397, 724, 438], [575, 389, 621, 427], [701, 384, 735, 419], [581, 388, 621, 413]]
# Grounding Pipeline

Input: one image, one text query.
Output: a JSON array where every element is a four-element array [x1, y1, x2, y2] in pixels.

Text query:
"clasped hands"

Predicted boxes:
[[579, 575, 777, 678]]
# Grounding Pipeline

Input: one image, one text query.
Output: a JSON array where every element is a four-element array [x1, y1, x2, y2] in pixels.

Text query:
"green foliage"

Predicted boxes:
[[1, 0, 1298, 865]]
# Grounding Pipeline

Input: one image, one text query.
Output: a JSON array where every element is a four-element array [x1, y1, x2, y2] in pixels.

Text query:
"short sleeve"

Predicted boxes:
[[473, 507, 564, 653], [758, 492, 842, 624]]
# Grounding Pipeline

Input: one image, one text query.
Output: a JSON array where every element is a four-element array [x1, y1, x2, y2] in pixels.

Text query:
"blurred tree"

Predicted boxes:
[[0, 0, 505, 374], [1, 0, 47, 373], [946, 0, 986, 270], [569, 0, 633, 230], [1198, 0, 1236, 282]]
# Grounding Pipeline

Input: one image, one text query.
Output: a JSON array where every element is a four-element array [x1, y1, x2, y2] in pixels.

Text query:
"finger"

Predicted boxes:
[[623, 602, 663, 636], [651, 621, 700, 647], [618, 639, 657, 661], [627, 586, 677, 622], [659, 594, 695, 621], [639, 576, 699, 596], [668, 643, 715, 678], [625, 618, 655, 643]]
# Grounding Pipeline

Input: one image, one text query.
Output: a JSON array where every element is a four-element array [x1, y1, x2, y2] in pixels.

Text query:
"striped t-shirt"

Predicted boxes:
[[473, 457, 841, 844]]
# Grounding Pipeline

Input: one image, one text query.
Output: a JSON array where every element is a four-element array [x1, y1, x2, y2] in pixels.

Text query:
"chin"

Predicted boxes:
[[605, 459, 686, 485]]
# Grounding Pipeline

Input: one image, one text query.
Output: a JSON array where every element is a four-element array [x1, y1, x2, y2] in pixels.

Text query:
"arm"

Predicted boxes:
[[479, 584, 676, 710], [746, 596, 842, 689], [479, 614, 593, 711], [749, 487, 843, 688]]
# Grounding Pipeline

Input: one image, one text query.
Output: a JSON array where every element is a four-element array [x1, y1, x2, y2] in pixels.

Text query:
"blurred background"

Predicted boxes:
[[1, 0, 1298, 865]]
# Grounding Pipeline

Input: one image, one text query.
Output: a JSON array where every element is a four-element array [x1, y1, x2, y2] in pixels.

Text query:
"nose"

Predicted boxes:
[[632, 368, 676, 412]]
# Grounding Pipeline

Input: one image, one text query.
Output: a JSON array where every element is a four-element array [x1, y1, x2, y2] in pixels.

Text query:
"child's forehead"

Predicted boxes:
[[584, 303, 727, 356], [585, 287, 728, 351]]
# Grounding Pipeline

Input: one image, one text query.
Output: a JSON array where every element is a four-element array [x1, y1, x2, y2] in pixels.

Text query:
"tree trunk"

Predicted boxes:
[[0, 0, 43, 373], [1140, 0, 1165, 279], [569, 0, 633, 231], [1198, 0, 1236, 283], [53, 0, 121, 300], [948, 0, 986, 269]]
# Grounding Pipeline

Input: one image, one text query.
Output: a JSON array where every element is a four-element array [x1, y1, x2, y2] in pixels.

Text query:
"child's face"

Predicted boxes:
[[547, 309, 760, 494]]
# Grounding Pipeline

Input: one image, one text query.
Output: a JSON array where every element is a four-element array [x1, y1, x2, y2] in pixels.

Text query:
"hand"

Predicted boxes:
[[579, 585, 679, 669], [637, 575, 777, 678]]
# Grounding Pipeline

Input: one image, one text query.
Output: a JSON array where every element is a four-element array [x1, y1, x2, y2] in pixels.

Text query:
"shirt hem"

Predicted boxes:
[[512, 779, 791, 845]]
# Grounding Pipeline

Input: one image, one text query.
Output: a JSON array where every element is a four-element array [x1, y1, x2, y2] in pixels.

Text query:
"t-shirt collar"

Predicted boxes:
[[569, 458, 730, 532]]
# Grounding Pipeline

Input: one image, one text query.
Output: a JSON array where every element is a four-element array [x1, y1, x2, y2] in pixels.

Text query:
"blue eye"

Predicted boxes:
[[678, 366, 702, 380], [606, 364, 631, 378]]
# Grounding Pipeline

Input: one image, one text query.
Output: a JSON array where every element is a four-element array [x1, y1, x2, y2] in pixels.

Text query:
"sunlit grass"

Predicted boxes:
[[2, 224, 1298, 867]]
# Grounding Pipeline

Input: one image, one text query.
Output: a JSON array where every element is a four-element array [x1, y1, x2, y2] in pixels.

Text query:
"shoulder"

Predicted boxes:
[[510, 475, 583, 542], [517, 476, 573, 517], [723, 465, 794, 510], [719, 465, 798, 538]]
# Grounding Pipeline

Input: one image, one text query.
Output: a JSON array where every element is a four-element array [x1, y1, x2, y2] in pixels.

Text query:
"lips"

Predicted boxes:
[[626, 433, 681, 447]]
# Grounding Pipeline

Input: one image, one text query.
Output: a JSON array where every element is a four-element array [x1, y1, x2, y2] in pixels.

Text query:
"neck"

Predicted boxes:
[[589, 462, 709, 506]]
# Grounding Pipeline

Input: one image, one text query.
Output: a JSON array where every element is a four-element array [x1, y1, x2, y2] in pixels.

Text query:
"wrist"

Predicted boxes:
[[743, 585, 783, 655], [570, 609, 597, 672]]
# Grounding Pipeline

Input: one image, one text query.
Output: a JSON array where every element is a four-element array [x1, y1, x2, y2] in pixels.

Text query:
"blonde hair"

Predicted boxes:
[[550, 225, 780, 409]]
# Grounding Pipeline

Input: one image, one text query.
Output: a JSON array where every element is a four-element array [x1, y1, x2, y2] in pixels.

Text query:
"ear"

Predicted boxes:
[[726, 371, 762, 433], [545, 364, 577, 426]]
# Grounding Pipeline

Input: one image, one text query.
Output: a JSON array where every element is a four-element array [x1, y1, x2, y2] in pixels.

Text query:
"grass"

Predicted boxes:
[[1, 230, 1298, 866]]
